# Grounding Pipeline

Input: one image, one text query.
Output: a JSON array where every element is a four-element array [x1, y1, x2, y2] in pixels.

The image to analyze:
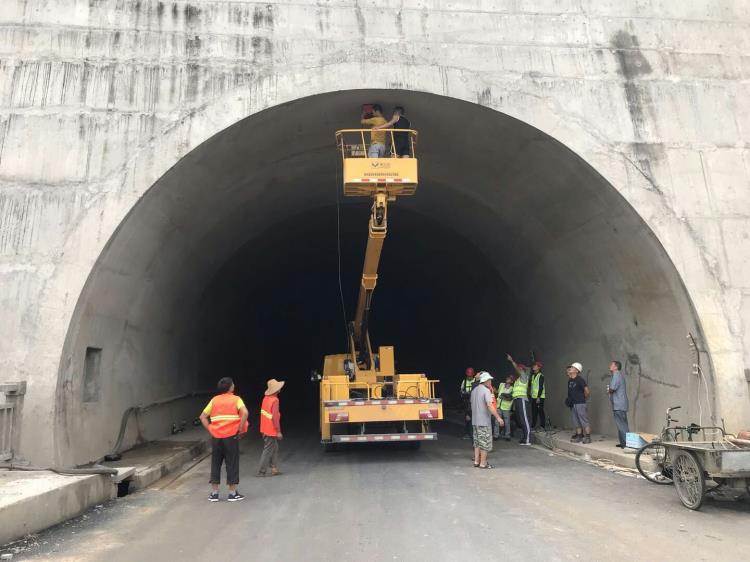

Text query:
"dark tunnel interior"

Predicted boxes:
[[55, 89, 706, 465], [195, 202, 515, 420]]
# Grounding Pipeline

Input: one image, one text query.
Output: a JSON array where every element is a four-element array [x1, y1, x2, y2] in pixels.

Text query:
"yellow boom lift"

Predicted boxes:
[[314, 128, 443, 447]]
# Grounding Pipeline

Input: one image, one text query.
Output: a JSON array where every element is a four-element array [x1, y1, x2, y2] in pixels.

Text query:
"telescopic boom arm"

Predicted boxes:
[[351, 191, 388, 369]]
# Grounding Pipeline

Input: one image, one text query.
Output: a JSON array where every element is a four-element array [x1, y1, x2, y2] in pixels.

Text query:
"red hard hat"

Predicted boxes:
[[533, 361, 543, 369], [516, 363, 528, 371], [465, 367, 475, 376]]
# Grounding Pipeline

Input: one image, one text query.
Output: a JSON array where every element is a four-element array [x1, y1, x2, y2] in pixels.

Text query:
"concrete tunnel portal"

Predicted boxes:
[[54, 90, 711, 466]]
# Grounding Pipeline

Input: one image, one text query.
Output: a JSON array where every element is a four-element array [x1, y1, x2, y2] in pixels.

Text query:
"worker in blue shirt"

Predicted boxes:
[[607, 360, 629, 448]]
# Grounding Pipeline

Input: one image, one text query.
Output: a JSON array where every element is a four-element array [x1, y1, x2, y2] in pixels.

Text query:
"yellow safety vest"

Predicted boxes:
[[531, 372, 545, 399], [512, 376, 529, 400], [461, 379, 474, 394], [498, 386, 513, 411]]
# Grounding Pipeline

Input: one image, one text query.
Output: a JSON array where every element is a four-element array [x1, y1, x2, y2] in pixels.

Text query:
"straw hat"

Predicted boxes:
[[265, 378, 285, 396]]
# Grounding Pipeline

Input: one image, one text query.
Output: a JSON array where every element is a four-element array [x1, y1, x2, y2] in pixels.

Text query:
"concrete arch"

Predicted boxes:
[[42, 79, 718, 466]]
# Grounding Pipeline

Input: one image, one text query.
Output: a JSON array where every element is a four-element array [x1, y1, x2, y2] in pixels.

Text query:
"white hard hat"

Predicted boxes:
[[568, 362, 583, 373], [478, 371, 493, 383]]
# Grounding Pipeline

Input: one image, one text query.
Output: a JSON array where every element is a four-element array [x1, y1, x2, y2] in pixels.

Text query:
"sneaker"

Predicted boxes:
[[227, 491, 245, 502], [519, 442, 531, 446], [582, 435, 592, 444], [255, 471, 266, 477], [208, 492, 219, 502], [615, 444, 624, 448], [570, 435, 582, 443]]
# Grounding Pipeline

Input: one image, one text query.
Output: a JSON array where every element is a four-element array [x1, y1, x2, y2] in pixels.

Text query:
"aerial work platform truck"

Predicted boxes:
[[314, 128, 443, 448]]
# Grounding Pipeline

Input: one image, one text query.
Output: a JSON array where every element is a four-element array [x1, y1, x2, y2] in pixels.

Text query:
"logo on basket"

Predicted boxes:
[[370, 162, 391, 169]]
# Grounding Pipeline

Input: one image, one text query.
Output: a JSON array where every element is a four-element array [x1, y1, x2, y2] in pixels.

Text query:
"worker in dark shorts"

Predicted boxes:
[[200, 377, 249, 502], [566, 362, 591, 443], [374, 106, 412, 157]]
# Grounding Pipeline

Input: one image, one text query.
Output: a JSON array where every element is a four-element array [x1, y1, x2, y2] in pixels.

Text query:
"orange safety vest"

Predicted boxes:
[[206, 393, 248, 438], [260, 395, 280, 437]]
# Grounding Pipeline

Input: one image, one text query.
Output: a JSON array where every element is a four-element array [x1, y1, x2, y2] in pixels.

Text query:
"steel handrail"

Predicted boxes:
[[321, 378, 440, 400], [336, 129, 418, 159]]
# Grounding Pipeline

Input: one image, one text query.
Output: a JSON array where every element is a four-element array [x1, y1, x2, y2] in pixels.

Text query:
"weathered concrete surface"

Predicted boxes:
[[0, 1, 749, 466], [0, 427, 208, 547], [8, 428, 750, 561], [534, 431, 639, 469], [102, 426, 209, 491], [0, 470, 116, 546]]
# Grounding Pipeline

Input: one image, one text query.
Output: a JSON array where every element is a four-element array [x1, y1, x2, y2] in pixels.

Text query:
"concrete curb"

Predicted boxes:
[[126, 439, 209, 492], [532, 432, 637, 469], [1, 434, 211, 547], [0, 471, 115, 547]]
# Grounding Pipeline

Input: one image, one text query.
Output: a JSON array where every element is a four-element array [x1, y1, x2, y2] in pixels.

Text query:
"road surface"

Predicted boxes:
[[9, 422, 750, 561]]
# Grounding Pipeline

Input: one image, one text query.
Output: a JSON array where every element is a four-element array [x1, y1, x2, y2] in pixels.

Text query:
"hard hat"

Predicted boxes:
[[516, 363, 528, 371], [532, 361, 543, 369], [465, 367, 475, 376], [478, 371, 493, 383], [568, 362, 583, 373]]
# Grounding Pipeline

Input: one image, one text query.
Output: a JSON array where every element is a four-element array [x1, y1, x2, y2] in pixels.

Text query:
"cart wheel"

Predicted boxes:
[[672, 450, 706, 510], [635, 443, 673, 485]]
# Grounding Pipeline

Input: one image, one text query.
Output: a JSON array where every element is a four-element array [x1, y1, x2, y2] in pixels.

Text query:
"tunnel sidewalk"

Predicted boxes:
[[0, 428, 210, 549], [532, 431, 638, 470], [101, 426, 211, 491], [444, 407, 638, 470]]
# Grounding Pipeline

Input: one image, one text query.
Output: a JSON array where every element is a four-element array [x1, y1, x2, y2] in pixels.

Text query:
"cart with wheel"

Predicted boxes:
[[661, 439, 750, 510]]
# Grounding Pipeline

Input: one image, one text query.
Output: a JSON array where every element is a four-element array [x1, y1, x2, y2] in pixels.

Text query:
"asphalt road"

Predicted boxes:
[[9, 422, 750, 561]]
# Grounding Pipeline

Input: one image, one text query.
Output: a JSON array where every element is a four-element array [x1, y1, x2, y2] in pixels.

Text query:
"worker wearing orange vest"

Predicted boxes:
[[199, 377, 249, 502], [257, 378, 285, 477]]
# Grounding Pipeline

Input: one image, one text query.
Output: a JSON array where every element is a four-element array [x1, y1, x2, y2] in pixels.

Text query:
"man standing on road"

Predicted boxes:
[[498, 375, 514, 442], [506, 354, 532, 445], [530, 361, 546, 430], [471, 371, 504, 469], [460, 367, 475, 440], [257, 378, 285, 477], [490, 380, 500, 441], [566, 362, 591, 444], [608, 360, 629, 448], [200, 377, 249, 502]]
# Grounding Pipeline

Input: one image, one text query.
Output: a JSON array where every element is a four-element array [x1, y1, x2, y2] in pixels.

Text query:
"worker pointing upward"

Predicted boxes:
[[506, 354, 532, 446]]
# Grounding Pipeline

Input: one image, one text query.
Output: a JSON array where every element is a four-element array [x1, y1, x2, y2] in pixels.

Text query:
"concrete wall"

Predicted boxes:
[[1, 0, 749, 465]]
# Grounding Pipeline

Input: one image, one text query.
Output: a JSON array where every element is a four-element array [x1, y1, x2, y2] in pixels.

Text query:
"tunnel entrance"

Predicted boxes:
[[55, 90, 710, 465]]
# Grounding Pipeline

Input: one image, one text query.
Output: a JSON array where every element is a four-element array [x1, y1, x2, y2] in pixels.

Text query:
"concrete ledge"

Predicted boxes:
[[0, 471, 115, 546], [1, 429, 211, 547], [533, 432, 638, 469], [103, 427, 211, 491], [130, 440, 207, 491]]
